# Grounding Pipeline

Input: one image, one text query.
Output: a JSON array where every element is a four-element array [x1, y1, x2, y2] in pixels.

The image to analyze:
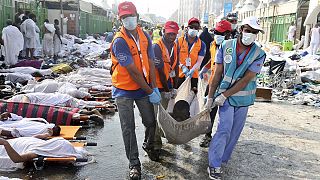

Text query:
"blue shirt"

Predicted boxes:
[[184, 35, 206, 56], [153, 37, 175, 90], [215, 44, 265, 73], [111, 29, 155, 99]]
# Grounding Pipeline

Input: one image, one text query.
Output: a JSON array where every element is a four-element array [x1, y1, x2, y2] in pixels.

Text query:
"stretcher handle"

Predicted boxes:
[[93, 105, 116, 109], [85, 142, 97, 146], [80, 125, 91, 129], [76, 158, 88, 162], [84, 97, 112, 101], [43, 157, 77, 162], [74, 136, 86, 140]]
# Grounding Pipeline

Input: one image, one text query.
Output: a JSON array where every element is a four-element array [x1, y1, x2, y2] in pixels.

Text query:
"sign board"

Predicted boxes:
[[203, 13, 209, 24], [224, 3, 233, 17]]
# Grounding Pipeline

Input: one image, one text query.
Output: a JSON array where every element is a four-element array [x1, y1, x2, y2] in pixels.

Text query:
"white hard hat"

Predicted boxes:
[[242, 16, 264, 34]]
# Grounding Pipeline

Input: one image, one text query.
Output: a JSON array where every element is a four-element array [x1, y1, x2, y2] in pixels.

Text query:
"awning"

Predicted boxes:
[[304, 5, 320, 25]]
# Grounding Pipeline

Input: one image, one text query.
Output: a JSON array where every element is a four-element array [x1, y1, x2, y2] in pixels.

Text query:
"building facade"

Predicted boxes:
[[178, 0, 201, 25]]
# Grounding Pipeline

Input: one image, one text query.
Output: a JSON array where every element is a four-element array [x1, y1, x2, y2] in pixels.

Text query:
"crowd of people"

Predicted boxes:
[[112, 1, 266, 180], [0, 9, 62, 66]]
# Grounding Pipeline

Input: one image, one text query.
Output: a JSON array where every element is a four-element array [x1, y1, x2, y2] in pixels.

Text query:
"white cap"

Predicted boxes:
[[242, 16, 264, 34]]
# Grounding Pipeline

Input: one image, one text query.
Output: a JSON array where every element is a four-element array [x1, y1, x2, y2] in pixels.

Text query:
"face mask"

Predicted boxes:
[[241, 32, 257, 46], [122, 16, 137, 31], [188, 29, 198, 37], [214, 35, 225, 45], [231, 24, 237, 30]]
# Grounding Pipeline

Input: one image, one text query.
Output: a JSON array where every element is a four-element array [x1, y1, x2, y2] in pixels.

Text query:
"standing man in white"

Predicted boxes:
[[1, 19, 24, 66]]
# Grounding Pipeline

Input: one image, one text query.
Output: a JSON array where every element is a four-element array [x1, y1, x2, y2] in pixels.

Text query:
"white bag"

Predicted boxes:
[[157, 77, 211, 144]]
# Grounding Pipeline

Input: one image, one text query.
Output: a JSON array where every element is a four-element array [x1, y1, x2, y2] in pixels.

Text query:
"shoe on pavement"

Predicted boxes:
[[142, 143, 160, 161], [207, 166, 222, 180], [129, 166, 141, 180]]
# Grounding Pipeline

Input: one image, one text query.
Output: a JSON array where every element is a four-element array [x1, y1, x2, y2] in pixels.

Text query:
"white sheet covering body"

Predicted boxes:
[[0, 118, 54, 137], [0, 137, 82, 170], [1, 25, 24, 65], [22, 80, 90, 98], [22, 79, 59, 93], [9, 92, 106, 108], [9, 92, 73, 106], [0, 67, 52, 76], [157, 78, 211, 144], [1, 73, 34, 84]]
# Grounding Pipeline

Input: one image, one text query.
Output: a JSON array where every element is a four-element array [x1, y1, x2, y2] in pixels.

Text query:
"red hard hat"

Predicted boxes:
[[118, 1, 137, 18], [188, 17, 200, 25], [164, 21, 179, 34], [215, 20, 232, 33]]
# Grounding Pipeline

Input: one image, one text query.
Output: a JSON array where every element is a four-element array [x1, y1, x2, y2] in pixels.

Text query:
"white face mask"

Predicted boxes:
[[214, 35, 225, 45], [188, 29, 198, 37], [231, 24, 237, 30], [122, 16, 137, 31], [241, 32, 257, 46]]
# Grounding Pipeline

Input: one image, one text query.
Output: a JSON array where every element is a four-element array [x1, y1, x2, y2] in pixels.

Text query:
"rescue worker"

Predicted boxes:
[[152, 20, 179, 152], [206, 17, 266, 179], [178, 25, 185, 38], [226, 12, 239, 39], [177, 17, 206, 88], [152, 25, 162, 43], [198, 20, 232, 148], [111, 2, 161, 180]]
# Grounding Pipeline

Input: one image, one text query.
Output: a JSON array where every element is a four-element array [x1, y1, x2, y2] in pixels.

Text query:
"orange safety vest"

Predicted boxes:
[[155, 38, 178, 88], [205, 41, 217, 82], [177, 36, 202, 78], [111, 26, 150, 90]]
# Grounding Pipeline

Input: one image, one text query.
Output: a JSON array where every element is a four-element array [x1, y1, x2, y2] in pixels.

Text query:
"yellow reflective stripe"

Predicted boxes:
[[232, 90, 256, 96]]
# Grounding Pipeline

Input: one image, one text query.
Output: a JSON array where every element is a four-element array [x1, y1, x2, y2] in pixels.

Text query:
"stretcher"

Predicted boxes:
[[52, 126, 86, 140], [32, 141, 97, 170], [83, 96, 113, 102]]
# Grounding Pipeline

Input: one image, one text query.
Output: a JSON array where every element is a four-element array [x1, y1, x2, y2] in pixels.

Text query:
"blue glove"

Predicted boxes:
[[187, 69, 195, 78], [148, 89, 161, 104], [199, 67, 209, 79], [153, 88, 161, 97], [182, 66, 189, 75]]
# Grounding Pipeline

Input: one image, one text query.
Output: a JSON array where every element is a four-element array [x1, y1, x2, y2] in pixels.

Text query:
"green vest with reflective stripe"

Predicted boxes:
[[217, 39, 265, 107]]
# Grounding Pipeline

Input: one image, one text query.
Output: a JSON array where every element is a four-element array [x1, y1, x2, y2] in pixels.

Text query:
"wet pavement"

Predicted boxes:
[[0, 102, 319, 179]]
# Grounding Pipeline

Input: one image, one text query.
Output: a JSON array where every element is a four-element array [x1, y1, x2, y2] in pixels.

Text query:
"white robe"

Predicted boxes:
[[9, 92, 74, 106], [9, 92, 106, 108], [53, 34, 62, 55], [1, 25, 24, 65], [0, 67, 53, 76], [20, 19, 40, 49], [0, 137, 82, 170], [42, 33, 54, 56], [0, 119, 54, 137]]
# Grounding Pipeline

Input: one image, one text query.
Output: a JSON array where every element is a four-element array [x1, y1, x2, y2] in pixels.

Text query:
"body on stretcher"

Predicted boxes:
[[32, 141, 96, 170], [157, 78, 212, 144]]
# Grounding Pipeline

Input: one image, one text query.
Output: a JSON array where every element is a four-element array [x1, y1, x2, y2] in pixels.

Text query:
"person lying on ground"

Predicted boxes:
[[0, 116, 60, 139], [0, 137, 86, 170], [8, 92, 112, 109], [21, 79, 91, 99], [170, 100, 190, 122]]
